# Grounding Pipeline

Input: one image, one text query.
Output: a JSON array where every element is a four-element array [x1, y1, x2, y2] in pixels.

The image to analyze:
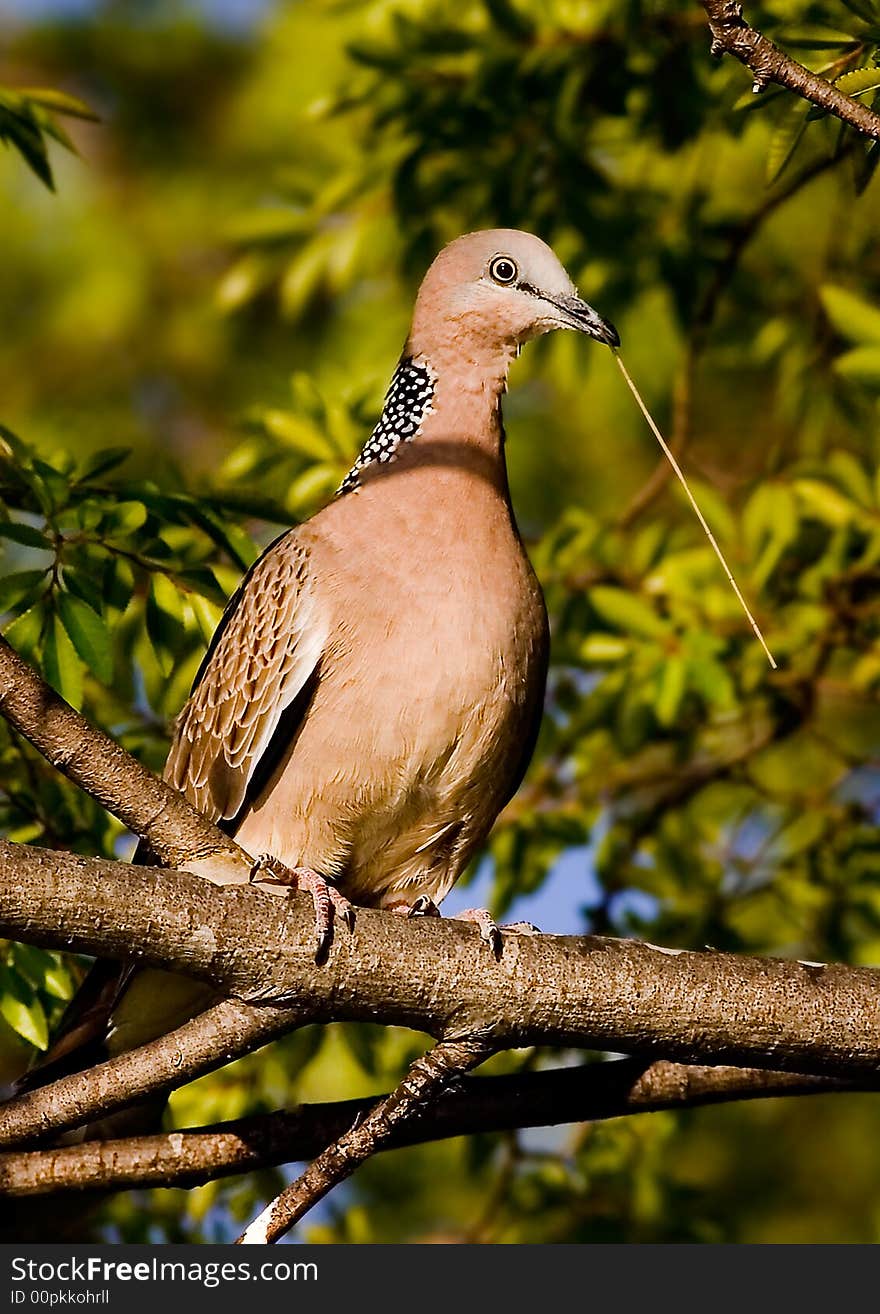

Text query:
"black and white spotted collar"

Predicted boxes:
[[338, 356, 436, 495]]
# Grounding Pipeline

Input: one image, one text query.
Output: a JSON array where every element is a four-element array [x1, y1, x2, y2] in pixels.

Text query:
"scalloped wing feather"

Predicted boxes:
[[165, 532, 324, 823]]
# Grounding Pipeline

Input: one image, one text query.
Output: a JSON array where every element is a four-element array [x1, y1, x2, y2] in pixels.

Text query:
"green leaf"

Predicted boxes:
[[765, 100, 810, 184], [0, 104, 53, 189], [483, 0, 535, 40], [687, 655, 735, 708], [820, 285, 880, 343], [838, 0, 878, 21], [42, 958, 74, 1001], [102, 554, 135, 612], [261, 409, 336, 460], [61, 564, 105, 616], [794, 478, 859, 526], [10, 944, 73, 1001], [581, 633, 629, 663], [101, 500, 148, 535], [12, 946, 75, 1002], [176, 568, 227, 607], [835, 345, 880, 384], [0, 570, 48, 613], [146, 573, 185, 675], [17, 87, 99, 121], [589, 586, 671, 640], [655, 656, 687, 727], [171, 500, 255, 572], [215, 251, 280, 313], [288, 463, 339, 511], [742, 484, 798, 556], [340, 1022, 384, 1076], [769, 811, 829, 860], [44, 613, 84, 709], [0, 520, 50, 548], [4, 603, 46, 658], [189, 593, 223, 645], [834, 67, 880, 98], [77, 446, 131, 481], [827, 450, 875, 506], [57, 591, 113, 683], [0, 964, 48, 1049]]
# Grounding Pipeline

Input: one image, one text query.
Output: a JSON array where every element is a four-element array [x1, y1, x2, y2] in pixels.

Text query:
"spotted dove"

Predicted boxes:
[[24, 229, 618, 1090]]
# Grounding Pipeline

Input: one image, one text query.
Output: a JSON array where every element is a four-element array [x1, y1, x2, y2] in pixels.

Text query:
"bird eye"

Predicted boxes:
[[489, 256, 518, 285]]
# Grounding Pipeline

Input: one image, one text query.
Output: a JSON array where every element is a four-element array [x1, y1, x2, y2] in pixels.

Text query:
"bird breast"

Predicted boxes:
[[234, 462, 548, 907]]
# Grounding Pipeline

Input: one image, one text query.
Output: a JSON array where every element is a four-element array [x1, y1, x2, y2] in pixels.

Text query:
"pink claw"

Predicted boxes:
[[250, 854, 354, 959]]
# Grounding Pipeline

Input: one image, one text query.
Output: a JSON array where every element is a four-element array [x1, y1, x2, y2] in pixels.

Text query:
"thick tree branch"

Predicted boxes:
[[701, 1, 880, 138], [0, 636, 249, 881], [238, 1035, 496, 1243], [4, 840, 880, 1085], [0, 1061, 858, 1198], [0, 997, 306, 1149]]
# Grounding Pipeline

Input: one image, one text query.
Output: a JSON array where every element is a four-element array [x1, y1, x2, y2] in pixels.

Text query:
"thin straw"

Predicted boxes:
[[613, 351, 777, 670]]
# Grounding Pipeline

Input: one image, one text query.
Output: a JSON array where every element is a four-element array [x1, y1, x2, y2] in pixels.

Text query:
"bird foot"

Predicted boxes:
[[453, 907, 503, 956], [249, 854, 354, 960], [396, 898, 539, 958]]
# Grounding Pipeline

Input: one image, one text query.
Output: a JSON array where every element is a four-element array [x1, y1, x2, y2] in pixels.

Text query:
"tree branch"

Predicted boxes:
[[2, 642, 879, 1223], [0, 997, 306, 1149], [0, 1060, 859, 1198], [238, 1035, 496, 1243], [4, 839, 880, 1088], [700, 1, 880, 138]]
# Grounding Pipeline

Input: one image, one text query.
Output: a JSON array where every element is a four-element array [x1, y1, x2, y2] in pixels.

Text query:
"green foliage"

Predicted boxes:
[[1, 0, 880, 1245], [0, 84, 96, 190]]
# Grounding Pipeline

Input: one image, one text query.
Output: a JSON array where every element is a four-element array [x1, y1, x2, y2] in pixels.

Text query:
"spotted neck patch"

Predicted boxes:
[[338, 356, 435, 495]]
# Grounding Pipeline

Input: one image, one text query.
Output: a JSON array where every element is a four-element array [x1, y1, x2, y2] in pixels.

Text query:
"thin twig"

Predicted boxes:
[[237, 1035, 496, 1244], [701, 1, 880, 137]]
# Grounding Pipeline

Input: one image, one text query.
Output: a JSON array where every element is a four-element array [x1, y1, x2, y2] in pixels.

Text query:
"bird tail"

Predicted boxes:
[[11, 838, 209, 1141]]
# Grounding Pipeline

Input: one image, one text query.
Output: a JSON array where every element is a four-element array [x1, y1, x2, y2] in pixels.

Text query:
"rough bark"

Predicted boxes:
[[700, 1, 880, 139], [0, 1061, 858, 1197], [238, 1036, 496, 1244], [0, 997, 305, 1149], [3, 841, 880, 1085]]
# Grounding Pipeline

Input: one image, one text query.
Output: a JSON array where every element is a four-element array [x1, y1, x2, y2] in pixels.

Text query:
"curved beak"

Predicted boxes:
[[546, 293, 620, 348]]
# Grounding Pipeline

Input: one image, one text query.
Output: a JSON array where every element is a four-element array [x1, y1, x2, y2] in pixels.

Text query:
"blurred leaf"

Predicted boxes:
[[834, 345, 880, 383], [794, 478, 860, 525], [820, 285, 880, 343], [655, 655, 687, 726], [589, 586, 670, 640], [77, 447, 131, 482], [16, 87, 98, 121]]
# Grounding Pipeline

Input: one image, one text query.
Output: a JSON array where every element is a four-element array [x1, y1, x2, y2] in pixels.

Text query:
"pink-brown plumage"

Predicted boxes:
[[25, 228, 618, 1093]]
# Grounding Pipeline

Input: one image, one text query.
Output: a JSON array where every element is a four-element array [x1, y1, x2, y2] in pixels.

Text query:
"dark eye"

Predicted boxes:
[[489, 256, 518, 285]]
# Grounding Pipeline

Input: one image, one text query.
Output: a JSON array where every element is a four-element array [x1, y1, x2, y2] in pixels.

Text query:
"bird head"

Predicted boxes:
[[409, 229, 619, 366]]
